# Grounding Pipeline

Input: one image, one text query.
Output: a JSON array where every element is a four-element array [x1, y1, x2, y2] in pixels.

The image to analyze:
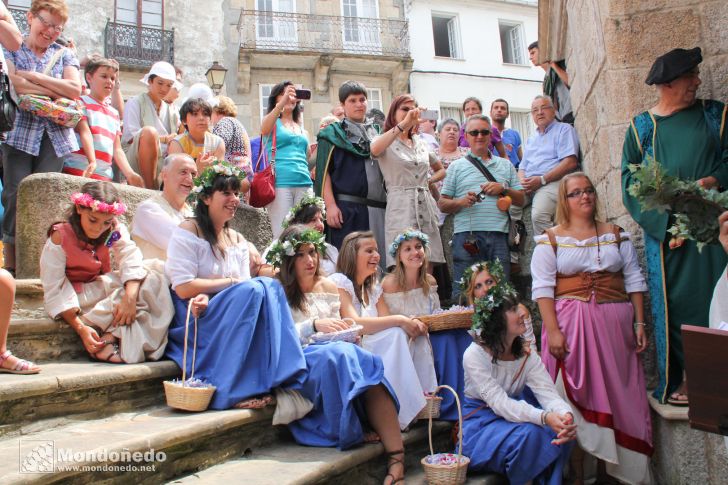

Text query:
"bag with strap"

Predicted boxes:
[[249, 125, 277, 208], [465, 155, 528, 253], [16, 47, 83, 128], [0, 61, 17, 133]]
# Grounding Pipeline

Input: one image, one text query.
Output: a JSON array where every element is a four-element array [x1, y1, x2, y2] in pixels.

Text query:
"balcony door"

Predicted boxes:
[[256, 0, 298, 50], [341, 0, 381, 54]]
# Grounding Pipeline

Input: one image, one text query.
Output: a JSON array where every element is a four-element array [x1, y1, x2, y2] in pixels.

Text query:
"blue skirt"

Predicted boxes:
[[430, 329, 472, 421], [165, 278, 307, 410], [461, 397, 572, 485], [288, 341, 397, 450]]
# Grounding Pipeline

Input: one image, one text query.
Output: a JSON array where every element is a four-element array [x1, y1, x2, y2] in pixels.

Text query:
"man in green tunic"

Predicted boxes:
[[622, 47, 728, 405]]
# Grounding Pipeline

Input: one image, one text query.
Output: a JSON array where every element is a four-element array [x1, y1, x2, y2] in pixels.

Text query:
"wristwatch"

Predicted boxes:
[[540, 175, 548, 186], [501, 180, 510, 195]]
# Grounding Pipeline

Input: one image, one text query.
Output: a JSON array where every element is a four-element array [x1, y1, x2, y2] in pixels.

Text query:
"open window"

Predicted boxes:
[[498, 21, 526, 65], [431, 14, 461, 59]]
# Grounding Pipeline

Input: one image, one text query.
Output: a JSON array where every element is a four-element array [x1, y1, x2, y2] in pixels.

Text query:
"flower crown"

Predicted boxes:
[[471, 280, 518, 332], [70, 192, 127, 216], [187, 160, 247, 204], [266, 228, 327, 269], [282, 195, 326, 229], [458, 259, 508, 294], [388, 229, 430, 258]]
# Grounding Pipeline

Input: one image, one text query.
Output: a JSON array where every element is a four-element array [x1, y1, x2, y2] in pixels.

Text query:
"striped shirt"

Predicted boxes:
[[63, 96, 121, 181], [440, 152, 522, 234]]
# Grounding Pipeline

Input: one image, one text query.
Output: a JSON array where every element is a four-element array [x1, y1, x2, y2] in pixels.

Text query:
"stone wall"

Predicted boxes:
[[15, 174, 272, 279]]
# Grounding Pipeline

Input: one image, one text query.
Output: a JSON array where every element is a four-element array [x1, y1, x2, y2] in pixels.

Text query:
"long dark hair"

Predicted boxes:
[[55, 181, 121, 246], [276, 225, 321, 313], [475, 294, 524, 363], [193, 173, 242, 259], [289, 204, 334, 265], [267, 81, 302, 122]]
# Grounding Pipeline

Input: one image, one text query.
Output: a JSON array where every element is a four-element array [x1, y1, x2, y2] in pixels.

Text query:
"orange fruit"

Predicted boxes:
[[496, 195, 512, 211]]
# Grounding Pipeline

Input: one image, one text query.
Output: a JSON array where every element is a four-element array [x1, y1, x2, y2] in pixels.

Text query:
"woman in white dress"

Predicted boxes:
[[331, 230, 437, 429]]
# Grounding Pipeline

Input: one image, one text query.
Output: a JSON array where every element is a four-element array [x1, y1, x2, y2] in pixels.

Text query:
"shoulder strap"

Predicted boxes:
[[43, 47, 66, 76], [611, 224, 623, 249], [511, 353, 529, 384], [465, 154, 497, 183], [630, 111, 655, 157], [545, 228, 558, 255]]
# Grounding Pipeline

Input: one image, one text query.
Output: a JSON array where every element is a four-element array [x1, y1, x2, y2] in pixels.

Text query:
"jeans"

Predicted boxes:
[[451, 231, 510, 302], [266, 186, 313, 239]]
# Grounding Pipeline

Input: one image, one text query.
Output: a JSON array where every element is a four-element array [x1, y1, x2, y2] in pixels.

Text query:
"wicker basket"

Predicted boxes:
[[164, 300, 216, 412], [421, 385, 470, 484], [416, 311, 473, 332], [417, 393, 443, 420]]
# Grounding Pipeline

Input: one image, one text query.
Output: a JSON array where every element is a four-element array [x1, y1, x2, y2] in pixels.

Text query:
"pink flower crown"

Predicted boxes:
[[70, 192, 127, 216]]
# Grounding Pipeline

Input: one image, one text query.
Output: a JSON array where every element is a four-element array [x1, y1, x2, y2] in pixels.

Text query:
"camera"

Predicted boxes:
[[295, 89, 311, 100], [475, 189, 488, 202]]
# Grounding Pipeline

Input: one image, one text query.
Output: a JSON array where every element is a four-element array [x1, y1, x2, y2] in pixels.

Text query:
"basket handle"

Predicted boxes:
[[427, 384, 464, 462], [181, 299, 200, 385]]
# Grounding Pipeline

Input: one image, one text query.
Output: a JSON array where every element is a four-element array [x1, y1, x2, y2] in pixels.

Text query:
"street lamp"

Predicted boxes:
[[205, 61, 228, 95]]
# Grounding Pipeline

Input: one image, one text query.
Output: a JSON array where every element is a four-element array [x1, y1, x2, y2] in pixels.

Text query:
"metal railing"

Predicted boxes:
[[104, 20, 174, 69], [238, 10, 409, 58]]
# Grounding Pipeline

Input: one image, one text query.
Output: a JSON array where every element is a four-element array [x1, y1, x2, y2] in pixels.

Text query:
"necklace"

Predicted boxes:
[[595, 224, 602, 267]]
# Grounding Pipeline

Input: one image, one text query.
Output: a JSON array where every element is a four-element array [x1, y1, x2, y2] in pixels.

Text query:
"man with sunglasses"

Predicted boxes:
[[439, 115, 525, 300], [518, 95, 579, 237]]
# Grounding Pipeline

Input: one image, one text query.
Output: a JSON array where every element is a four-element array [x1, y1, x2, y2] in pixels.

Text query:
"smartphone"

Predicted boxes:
[[295, 89, 311, 100], [420, 109, 438, 121]]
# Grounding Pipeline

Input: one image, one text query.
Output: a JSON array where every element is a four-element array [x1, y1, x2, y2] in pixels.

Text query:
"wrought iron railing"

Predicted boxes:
[[104, 20, 174, 69], [238, 10, 409, 58], [9, 7, 28, 35]]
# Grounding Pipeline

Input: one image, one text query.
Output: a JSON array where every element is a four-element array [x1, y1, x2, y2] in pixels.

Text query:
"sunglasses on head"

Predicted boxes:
[[467, 129, 491, 137]]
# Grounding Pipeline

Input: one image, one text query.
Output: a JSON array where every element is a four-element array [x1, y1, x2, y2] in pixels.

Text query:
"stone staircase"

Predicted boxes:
[[0, 280, 477, 485]]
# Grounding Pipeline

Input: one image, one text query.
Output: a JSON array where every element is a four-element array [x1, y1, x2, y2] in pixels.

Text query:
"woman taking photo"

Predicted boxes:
[[165, 161, 306, 410], [271, 225, 405, 484], [531, 172, 652, 484], [369, 94, 445, 269], [260, 81, 312, 238], [463, 289, 575, 484], [168, 98, 226, 173], [330, 231, 437, 430]]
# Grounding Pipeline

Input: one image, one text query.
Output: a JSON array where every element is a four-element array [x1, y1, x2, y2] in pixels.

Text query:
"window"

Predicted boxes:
[[256, 0, 297, 48], [259, 84, 274, 122], [510, 110, 534, 139], [341, 0, 380, 53], [6, 0, 31, 7], [115, 0, 162, 28], [367, 88, 382, 111], [431, 14, 461, 59], [498, 21, 526, 65], [440, 104, 464, 124]]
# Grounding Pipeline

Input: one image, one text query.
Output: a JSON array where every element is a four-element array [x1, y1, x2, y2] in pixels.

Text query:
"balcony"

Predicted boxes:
[[104, 20, 174, 69], [238, 10, 409, 58]]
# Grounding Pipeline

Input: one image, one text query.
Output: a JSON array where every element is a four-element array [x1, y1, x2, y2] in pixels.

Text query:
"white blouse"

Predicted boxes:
[[289, 292, 342, 346], [165, 227, 251, 290], [329, 272, 382, 317], [530, 231, 647, 300], [40, 223, 147, 319], [383, 286, 441, 317], [463, 343, 572, 424]]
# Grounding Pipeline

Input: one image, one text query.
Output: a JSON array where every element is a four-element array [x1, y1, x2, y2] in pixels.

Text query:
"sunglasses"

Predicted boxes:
[[466, 129, 491, 137], [566, 187, 596, 199]]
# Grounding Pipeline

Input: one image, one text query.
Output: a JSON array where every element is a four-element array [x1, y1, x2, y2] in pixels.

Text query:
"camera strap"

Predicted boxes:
[[465, 154, 497, 183]]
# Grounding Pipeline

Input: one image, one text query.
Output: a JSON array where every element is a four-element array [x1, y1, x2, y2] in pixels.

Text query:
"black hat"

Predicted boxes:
[[645, 47, 702, 85]]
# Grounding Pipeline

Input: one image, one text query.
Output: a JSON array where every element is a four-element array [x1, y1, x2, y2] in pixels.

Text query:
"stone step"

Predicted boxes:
[[1, 405, 306, 484], [0, 361, 179, 438], [169, 422, 453, 485]]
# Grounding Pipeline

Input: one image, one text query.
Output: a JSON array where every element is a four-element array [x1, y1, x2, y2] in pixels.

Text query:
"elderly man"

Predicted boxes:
[[519, 95, 579, 236], [131, 153, 196, 261], [439, 115, 525, 299], [622, 47, 727, 406]]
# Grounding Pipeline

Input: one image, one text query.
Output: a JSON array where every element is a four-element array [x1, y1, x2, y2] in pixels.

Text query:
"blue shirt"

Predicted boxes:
[[3, 41, 80, 157], [440, 152, 522, 234], [501, 128, 522, 168], [265, 118, 311, 188], [520, 120, 579, 177]]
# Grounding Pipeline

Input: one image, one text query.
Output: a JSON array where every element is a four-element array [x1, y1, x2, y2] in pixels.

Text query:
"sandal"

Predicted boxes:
[[384, 449, 405, 485], [92, 342, 123, 364], [0, 350, 40, 375], [234, 394, 275, 409], [667, 391, 689, 406]]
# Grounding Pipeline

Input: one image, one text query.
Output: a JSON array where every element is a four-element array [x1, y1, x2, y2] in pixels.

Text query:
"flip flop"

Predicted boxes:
[[0, 350, 40, 375], [667, 392, 689, 406]]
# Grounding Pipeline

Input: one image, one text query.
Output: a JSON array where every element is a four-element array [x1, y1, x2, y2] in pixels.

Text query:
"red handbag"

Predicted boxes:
[[249, 125, 277, 208]]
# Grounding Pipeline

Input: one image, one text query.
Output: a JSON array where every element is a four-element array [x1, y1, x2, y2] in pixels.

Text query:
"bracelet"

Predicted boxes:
[[312, 319, 317, 332], [634, 322, 646, 326], [541, 411, 550, 426], [395, 124, 404, 133]]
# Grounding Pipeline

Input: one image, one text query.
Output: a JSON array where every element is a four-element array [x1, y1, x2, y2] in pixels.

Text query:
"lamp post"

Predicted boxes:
[[205, 61, 228, 95]]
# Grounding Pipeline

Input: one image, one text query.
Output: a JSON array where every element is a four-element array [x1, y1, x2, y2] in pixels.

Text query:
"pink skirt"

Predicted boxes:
[[541, 297, 653, 457]]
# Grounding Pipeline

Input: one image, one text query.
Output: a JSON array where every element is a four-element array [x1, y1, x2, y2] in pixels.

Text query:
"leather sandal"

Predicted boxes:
[[0, 350, 40, 374], [384, 449, 405, 484], [92, 342, 123, 363]]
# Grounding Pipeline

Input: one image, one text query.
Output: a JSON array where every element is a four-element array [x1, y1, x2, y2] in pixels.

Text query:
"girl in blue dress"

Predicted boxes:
[[462, 286, 576, 485], [270, 225, 405, 484], [164, 161, 307, 410]]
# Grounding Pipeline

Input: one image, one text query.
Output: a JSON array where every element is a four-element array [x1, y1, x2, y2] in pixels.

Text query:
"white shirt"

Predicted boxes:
[[165, 227, 250, 290], [530, 231, 647, 300], [131, 194, 192, 261], [121, 94, 172, 145], [463, 343, 572, 424], [329, 272, 382, 317]]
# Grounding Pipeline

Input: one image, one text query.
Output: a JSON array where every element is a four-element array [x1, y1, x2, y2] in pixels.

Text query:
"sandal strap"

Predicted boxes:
[[14, 359, 33, 371], [0, 350, 11, 364]]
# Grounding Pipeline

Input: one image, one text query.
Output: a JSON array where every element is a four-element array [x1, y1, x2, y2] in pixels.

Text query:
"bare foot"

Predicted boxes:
[[234, 394, 274, 409], [668, 380, 689, 406], [93, 334, 123, 363], [364, 431, 381, 443], [383, 450, 405, 485]]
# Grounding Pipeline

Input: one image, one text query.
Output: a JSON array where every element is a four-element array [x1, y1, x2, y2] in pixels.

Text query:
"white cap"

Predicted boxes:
[[140, 61, 177, 86], [186, 83, 214, 102]]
